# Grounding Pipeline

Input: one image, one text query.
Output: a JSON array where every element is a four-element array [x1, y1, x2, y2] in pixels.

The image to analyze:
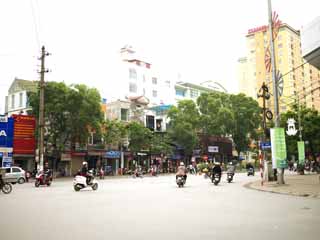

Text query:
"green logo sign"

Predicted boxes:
[[271, 128, 287, 168], [297, 141, 305, 165]]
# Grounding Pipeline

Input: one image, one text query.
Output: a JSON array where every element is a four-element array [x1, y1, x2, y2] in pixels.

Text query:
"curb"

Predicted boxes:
[[243, 181, 319, 198]]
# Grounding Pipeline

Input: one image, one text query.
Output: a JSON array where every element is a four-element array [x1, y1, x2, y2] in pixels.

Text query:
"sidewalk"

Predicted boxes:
[[245, 173, 320, 198]]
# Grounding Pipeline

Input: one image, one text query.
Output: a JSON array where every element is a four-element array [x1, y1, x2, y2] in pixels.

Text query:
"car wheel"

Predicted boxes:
[[18, 177, 25, 184]]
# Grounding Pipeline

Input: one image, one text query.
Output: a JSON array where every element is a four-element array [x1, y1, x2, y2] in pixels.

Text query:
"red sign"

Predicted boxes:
[[248, 25, 268, 34], [12, 115, 36, 155]]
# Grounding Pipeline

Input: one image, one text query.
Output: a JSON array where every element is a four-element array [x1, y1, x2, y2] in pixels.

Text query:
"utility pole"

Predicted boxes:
[[267, 0, 284, 184], [38, 46, 49, 171]]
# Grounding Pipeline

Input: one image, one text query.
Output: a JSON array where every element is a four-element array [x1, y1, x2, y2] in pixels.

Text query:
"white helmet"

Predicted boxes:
[[180, 162, 185, 166], [82, 161, 88, 166]]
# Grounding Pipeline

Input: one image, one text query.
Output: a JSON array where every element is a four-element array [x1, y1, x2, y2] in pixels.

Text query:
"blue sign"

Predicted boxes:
[[261, 142, 271, 150], [105, 151, 121, 158], [0, 116, 14, 148], [2, 157, 12, 168]]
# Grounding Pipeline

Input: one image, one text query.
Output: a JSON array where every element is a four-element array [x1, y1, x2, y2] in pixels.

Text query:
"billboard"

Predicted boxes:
[[12, 115, 36, 155], [0, 116, 14, 148]]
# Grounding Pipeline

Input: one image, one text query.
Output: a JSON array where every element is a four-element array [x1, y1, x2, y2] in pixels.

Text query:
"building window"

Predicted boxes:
[[120, 108, 129, 121], [146, 115, 155, 131], [152, 90, 157, 97], [278, 43, 283, 48], [11, 94, 15, 109], [152, 77, 157, 85], [175, 89, 185, 97], [129, 68, 137, 79], [129, 83, 137, 93], [142, 74, 146, 83], [190, 89, 199, 98], [19, 92, 23, 107], [278, 35, 282, 41]]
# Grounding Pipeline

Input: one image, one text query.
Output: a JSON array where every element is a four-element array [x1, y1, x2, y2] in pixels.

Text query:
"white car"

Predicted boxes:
[[3, 167, 26, 184]]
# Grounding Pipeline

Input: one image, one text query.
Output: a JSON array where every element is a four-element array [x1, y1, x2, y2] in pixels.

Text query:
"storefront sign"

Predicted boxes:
[[105, 151, 120, 158], [270, 128, 287, 169], [208, 146, 219, 153], [0, 117, 14, 148], [12, 115, 36, 155], [2, 156, 12, 167], [298, 141, 305, 165], [0, 116, 8, 122]]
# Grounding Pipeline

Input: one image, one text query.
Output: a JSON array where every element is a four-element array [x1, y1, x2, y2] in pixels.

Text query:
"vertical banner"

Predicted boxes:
[[270, 128, 287, 169], [297, 141, 305, 165]]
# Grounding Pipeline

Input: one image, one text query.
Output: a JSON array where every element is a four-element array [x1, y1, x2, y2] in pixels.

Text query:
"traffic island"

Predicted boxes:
[[245, 174, 320, 198]]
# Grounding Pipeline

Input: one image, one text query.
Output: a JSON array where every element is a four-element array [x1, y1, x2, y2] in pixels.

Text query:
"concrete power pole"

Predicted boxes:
[[38, 46, 49, 171], [267, 0, 285, 184]]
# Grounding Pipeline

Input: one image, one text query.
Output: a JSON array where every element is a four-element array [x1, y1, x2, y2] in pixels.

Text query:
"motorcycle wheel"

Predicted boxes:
[[2, 183, 12, 194], [35, 180, 40, 187], [228, 178, 232, 183], [92, 183, 98, 191], [74, 184, 81, 192], [47, 181, 51, 186]]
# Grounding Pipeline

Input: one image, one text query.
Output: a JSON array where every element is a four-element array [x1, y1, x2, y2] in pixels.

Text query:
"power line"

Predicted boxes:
[[29, 0, 41, 50]]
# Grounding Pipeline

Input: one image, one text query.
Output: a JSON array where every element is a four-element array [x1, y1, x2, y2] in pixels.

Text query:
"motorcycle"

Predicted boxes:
[[0, 172, 12, 194], [247, 167, 255, 176], [227, 172, 234, 183], [212, 173, 221, 185], [35, 170, 52, 187], [176, 175, 186, 188], [73, 170, 98, 191]]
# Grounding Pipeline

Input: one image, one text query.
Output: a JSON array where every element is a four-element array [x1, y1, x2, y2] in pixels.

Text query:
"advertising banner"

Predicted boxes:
[[270, 128, 287, 169], [2, 156, 12, 167], [0, 116, 14, 148], [12, 115, 36, 155], [297, 141, 305, 165]]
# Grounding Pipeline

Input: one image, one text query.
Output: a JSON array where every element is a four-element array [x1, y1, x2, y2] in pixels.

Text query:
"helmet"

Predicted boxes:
[[180, 162, 185, 166], [82, 161, 88, 166], [215, 162, 220, 165]]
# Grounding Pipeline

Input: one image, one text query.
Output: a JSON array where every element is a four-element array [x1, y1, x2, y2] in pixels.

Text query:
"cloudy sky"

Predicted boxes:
[[0, 0, 319, 114]]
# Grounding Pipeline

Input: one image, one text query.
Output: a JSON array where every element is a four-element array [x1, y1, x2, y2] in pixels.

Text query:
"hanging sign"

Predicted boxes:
[[286, 118, 298, 136], [270, 128, 287, 169]]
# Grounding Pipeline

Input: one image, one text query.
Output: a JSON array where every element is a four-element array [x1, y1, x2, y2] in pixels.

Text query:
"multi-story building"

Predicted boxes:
[[239, 22, 320, 112], [5, 78, 38, 116]]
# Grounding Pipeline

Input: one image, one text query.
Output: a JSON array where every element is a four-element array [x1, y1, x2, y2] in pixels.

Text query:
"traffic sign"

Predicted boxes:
[[260, 142, 271, 150]]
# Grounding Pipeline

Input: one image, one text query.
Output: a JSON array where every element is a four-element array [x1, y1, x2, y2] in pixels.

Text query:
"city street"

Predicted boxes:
[[1, 173, 319, 240]]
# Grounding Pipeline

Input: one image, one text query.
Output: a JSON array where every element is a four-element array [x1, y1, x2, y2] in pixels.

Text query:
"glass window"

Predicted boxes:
[[129, 68, 137, 79], [19, 93, 23, 107], [278, 43, 283, 48], [175, 89, 185, 97], [120, 108, 129, 121], [152, 90, 157, 97], [152, 77, 157, 85], [12, 168, 21, 173], [129, 83, 137, 93], [190, 89, 199, 98]]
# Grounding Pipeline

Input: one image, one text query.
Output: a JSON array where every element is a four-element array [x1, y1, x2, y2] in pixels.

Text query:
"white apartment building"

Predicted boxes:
[[5, 78, 38, 116]]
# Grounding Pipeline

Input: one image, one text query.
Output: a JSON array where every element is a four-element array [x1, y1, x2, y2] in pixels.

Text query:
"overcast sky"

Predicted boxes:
[[0, 0, 319, 114]]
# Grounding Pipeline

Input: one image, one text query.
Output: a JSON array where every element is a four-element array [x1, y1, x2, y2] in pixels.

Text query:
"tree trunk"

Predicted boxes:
[[277, 168, 285, 184]]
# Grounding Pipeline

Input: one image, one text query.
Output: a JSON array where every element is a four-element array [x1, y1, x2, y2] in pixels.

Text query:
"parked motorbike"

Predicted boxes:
[[212, 173, 221, 186], [132, 171, 144, 178], [176, 175, 186, 188], [73, 170, 98, 191], [247, 167, 255, 176], [35, 170, 52, 187], [0, 173, 12, 194], [227, 172, 234, 183]]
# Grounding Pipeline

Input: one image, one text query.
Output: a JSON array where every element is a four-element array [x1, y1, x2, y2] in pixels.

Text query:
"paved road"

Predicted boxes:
[[1, 173, 319, 240]]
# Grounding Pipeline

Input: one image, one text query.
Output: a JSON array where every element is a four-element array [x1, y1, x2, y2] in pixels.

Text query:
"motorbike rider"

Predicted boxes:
[[81, 161, 92, 185], [211, 162, 222, 180], [176, 162, 187, 181], [227, 161, 236, 175], [43, 162, 52, 181]]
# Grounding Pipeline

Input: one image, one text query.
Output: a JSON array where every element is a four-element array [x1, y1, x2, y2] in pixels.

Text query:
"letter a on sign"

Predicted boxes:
[[0, 130, 7, 137]]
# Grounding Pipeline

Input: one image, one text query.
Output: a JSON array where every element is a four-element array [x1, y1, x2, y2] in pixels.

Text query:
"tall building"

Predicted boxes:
[[239, 22, 320, 112]]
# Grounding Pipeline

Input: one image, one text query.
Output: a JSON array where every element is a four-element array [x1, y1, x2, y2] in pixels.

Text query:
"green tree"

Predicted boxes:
[[167, 100, 199, 159], [29, 82, 103, 168], [102, 119, 127, 149], [228, 94, 261, 158], [280, 105, 320, 159], [127, 121, 153, 154]]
